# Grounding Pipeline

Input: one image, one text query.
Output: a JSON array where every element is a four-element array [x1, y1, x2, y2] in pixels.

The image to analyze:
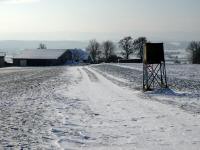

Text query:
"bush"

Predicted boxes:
[[187, 41, 200, 64]]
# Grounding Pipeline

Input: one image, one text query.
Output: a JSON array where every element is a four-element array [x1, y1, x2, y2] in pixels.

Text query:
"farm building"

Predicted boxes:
[[0, 52, 6, 68], [13, 49, 72, 66]]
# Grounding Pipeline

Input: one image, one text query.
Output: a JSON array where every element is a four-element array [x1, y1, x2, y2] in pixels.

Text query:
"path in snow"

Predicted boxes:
[[55, 66, 200, 150]]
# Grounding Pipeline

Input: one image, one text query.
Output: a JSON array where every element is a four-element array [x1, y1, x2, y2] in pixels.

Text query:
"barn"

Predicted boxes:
[[13, 49, 72, 66], [0, 52, 6, 68]]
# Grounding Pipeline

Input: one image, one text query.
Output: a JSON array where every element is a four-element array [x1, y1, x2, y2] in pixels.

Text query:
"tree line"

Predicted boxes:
[[38, 39, 200, 64], [86, 36, 147, 63], [87, 37, 200, 64]]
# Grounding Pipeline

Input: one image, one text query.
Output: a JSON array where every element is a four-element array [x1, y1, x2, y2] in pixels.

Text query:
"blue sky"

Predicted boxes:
[[0, 0, 200, 41]]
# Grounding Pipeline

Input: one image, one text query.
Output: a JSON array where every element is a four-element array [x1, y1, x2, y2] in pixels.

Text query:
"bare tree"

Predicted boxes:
[[133, 37, 147, 60], [187, 41, 200, 64], [86, 39, 100, 63], [118, 36, 134, 59], [38, 43, 47, 49], [101, 40, 115, 61]]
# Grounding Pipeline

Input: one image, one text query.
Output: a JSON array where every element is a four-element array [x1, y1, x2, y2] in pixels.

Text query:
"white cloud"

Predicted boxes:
[[0, 0, 40, 4]]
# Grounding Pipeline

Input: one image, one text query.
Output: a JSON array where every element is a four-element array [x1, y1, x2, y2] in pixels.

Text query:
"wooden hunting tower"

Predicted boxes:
[[143, 43, 168, 91]]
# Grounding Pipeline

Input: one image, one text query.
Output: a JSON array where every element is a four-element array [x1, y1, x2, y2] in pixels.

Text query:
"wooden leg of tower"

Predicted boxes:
[[160, 63, 164, 86], [163, 62, 168, 88]]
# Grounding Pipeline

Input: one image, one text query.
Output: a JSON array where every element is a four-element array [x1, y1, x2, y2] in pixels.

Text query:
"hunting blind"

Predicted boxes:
[[143, 43, 168, 91]]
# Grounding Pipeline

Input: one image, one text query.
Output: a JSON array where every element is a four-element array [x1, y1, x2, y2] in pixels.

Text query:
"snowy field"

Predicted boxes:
[[93, 63, 200, 113], [0, 64, 200, 149]]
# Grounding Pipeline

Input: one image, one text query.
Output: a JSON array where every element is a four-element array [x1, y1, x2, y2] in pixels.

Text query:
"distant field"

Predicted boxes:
[[108, 63, 200, 80], [93, 63, 200, 91], [165, 49, 189, 64]]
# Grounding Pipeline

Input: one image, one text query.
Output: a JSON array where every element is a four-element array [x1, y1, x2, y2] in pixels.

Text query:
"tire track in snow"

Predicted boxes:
[[82, 67, 99, 82]]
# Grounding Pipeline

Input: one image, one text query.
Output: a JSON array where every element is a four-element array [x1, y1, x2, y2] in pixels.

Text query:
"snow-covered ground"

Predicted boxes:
[[0, 65, 200, 149], [93, 63, 200, 113]]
